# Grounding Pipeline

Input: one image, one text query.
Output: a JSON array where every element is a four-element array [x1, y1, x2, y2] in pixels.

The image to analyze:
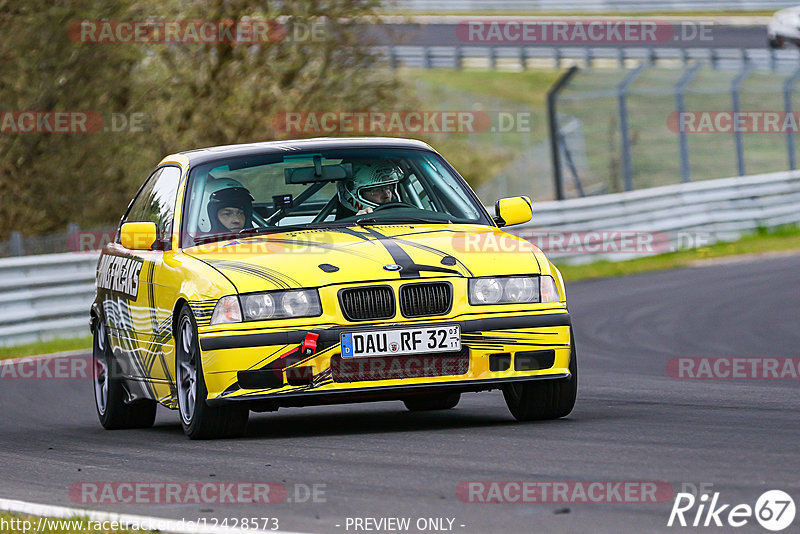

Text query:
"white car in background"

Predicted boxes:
[[768, 6, 800, 49]]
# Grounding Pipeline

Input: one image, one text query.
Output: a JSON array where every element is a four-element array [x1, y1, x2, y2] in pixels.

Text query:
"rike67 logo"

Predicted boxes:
[[668, 490, 795, 531]]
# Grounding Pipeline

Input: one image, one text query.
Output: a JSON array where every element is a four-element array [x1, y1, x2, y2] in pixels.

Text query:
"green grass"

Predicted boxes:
[[0, 512, 155, 533], [405, 68, 562, 191], [0, 336, 92, 360], [407, 69, 562, 109], [556, 225, 800, 282]]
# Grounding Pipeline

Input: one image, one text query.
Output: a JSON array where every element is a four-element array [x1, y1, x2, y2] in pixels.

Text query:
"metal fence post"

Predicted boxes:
[[10, 232, 23, 256], [675, 63, 702, 183], [784, 67, 800, 170], [454, 46, 463, 69], [618, 65, 646, 191], [731, 64, 752, 176], [423, 46, 432, 69], [547, 66, 580, 201], [518, 46, 527, 70]]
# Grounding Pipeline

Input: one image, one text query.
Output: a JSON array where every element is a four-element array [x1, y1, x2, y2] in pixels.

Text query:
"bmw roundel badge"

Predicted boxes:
[[383, 264, 402, 272]]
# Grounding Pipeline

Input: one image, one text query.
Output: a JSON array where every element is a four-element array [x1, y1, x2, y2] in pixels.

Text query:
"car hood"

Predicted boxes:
[[183, 224, 546, 293]]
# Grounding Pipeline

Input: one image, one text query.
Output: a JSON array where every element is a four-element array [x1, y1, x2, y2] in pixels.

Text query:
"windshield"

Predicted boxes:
[[180, 147, 490, 247]]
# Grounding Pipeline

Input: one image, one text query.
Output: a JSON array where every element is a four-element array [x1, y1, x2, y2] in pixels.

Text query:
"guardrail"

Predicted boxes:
[[0, 252, 98, 347], [383, 45, 800, 72], [383, 0, 795, 12], [1, 169, 798, 346], [510, 169, 800, 264]]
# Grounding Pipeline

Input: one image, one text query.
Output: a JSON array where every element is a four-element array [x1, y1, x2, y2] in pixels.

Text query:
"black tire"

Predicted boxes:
[[92, 318, 157, 430], [176, 305, 248, 439], [502, 333, 578, 421], [769, 36, 785, 49], [403, 392, 461, 411]]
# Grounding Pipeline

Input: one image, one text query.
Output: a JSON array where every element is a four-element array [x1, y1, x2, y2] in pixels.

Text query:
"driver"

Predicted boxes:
[[337, 162, 402, 215], [206, 178, 254, 233]]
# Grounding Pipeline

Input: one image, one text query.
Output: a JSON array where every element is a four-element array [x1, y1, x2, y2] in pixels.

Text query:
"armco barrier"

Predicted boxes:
[[382, 45, 800, 73], [0, 169, 798, 346], [0, 252, 99, 347], [509, 169, 800, 264]]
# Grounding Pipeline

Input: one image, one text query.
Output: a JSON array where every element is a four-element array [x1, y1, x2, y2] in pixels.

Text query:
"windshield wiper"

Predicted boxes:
[[355, 216, 448, 226], [238, 223, 348, 237], [193, 224, 347, 244]]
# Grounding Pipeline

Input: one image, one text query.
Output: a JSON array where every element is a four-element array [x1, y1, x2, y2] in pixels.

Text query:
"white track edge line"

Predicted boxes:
[[0, 497, 310, 534]]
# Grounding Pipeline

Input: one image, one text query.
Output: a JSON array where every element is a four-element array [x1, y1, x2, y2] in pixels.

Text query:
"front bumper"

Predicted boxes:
[[199, 311, 573, 407]]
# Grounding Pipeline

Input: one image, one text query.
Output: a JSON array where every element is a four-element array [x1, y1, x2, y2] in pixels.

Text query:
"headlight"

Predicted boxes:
[[504, 277, 536, 302], [242, 289, 321, 321], [210, 295, 242, 325], [281, 290, 319, 317], [471, 278, 504, 304], [469, 276, 561, 305], [242, 293, 275, 320]]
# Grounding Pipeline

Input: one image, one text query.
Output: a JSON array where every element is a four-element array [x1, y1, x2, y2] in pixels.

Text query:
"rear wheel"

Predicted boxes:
[[503, 335, 578, 421], [93, 318, 156, 430], [176, 305, 248, 439], [403, 392, 461, 411]]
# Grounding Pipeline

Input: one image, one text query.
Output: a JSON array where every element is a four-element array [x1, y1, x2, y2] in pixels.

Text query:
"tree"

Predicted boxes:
[[0, 0, 405, 237]]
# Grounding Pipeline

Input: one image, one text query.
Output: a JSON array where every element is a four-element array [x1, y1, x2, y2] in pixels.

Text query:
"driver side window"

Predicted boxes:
[[125, 166, 181, 249]]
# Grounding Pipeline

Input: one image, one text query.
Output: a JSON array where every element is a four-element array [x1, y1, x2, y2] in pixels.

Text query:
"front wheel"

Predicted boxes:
[[768, 36, 785, 49], [176, 305, 248, 439], [502, 335, 578, 421], [92, 318, 156, 430]]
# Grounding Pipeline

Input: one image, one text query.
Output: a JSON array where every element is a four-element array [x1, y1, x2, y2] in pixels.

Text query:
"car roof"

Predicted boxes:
[[168, 137, 437, 167]]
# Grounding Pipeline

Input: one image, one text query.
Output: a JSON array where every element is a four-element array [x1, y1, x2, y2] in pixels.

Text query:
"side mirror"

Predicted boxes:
[[120, 222, 158, 250], [494, 196, 532, 227]]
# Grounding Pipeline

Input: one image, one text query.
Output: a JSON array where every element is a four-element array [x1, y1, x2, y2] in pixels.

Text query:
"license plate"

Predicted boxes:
[[340, 325, 461, 358]]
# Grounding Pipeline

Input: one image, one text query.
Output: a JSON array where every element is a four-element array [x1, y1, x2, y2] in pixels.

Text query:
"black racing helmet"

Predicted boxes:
[[206, 178, 254, 233]]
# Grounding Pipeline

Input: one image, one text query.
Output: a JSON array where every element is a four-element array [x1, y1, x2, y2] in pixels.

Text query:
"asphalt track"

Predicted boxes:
[[1, 253, 799, 533]]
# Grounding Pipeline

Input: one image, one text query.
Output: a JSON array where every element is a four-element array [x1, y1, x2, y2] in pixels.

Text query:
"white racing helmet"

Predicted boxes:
[[337, 162, 402, 212]]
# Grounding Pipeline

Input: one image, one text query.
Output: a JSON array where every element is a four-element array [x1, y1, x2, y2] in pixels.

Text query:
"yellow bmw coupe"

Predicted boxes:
[[91, 137, 576, 439]]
